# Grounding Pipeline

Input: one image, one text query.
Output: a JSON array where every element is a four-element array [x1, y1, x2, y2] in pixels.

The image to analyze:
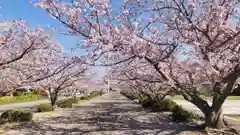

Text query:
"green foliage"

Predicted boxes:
[[0, 94, 46, 105], [1, 109, 23, 122], [19, 112, 33, 122], [167, 91, 177, 97], [37, 103, 53, 112], [13, 91, 23, 96], [138, 95, 177, 112], [141, 97, 155, 109], [79, 96, 89, 100], [0, 109, 33, 123], [88, 91, 103, 98], [120, 91, 137, 100], [67, 97, 80, 103], [56, 98, 75, 108], [171, 105, 195, 122], [6, 92, 13, 96], [138, 95, 149, 103], [56, 91, 103, 108], [155, 99, 177, 112], [30, 89, 40, 95]]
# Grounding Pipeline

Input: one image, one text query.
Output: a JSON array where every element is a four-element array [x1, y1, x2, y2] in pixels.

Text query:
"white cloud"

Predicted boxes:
[[0, 21, 13, 31]]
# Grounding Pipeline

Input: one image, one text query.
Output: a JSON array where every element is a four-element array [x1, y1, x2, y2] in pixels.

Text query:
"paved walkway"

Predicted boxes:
[[0, 99, 50, 112], [3, 92, 206, 135], [175, 100, 240, 115], [0, 97, 68, 114], [175, 100, 240, 134]]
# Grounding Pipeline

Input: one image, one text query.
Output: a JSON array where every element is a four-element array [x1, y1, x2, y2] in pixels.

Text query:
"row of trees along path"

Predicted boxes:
[[30, 0, 240, 129]]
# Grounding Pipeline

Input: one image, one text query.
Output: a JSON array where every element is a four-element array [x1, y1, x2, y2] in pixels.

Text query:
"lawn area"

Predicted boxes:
[[226, 115, 240, 120], [0, 94, 47, 105], [172, 95, 240, 100]]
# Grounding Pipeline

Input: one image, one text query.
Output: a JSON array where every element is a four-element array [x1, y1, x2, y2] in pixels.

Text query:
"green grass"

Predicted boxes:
[[172, 95, 240, 100], [0, 94, 46, 104], [226, 115, 240, 120], [172, 95, 185, 100], [225, 96, 240, 100]]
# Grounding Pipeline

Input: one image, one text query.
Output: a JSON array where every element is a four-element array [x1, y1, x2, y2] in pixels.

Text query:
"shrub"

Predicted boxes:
[[79, 96, 89, 100], [56, 98, 76, 108], [67, 97, 80, 103], [138, 95, 149, 103], [141, 98, 156, 109], [19, 112, 33, 122], [0, 109, 32, 123], [1, 109, 23, 122], [37, 103, 53, 112], [171, 105, 194, 122], [154, 99, 177, 112], [88, 91, 103, 98], [30, 89, 40, 95], [167, 91, 177, 97], [57, 92, 102, 108], [139, 96, 177, 112], [120, 91, 137, 100], [6, 92, 13, 96], [13, 91, 23, 96]]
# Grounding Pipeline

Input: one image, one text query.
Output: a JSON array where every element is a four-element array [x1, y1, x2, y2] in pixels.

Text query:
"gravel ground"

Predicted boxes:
[[2, 92, 236, 135]]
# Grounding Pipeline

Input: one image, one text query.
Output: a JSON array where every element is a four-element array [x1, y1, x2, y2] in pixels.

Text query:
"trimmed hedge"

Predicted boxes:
[[37, 103, 53, 112], [155, 99, 177, 112], [57, 91, 103, 108], [13, 91, 23, 96], [88, 91, 103, 98], [171, 105, 195, 122], [56, 99, 74, 108], [79, 96, 89, 100], [56, 97, 83, 108], [141, 97, 155, 109], [0, 109, 33, 123], [121, 91, 202, 123], [67, 97, 79, 103], [138, 96, 177, 112], [120, 91, 137, 100], [19, 112, 33, 122]]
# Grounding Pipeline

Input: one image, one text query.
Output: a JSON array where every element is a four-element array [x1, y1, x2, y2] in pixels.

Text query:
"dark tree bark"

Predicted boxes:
[[48, 88, 59, 111], [182, 92, 225, 129], [204, 108, 224, 128]]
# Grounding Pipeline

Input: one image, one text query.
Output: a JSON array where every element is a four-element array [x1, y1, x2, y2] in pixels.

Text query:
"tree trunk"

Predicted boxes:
[[184, 93, 225, 129], [50, 91, 58, 111], [204, 108, 224, 129]]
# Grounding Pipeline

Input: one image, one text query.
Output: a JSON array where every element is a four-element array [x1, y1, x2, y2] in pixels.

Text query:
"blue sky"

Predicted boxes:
[[0, 0, 185, 81], [0, 0, 106, 80], [0, 0, 83, 55]]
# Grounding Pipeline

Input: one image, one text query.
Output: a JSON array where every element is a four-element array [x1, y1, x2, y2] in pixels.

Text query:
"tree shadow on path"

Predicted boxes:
[[4, 93, 207, 135]]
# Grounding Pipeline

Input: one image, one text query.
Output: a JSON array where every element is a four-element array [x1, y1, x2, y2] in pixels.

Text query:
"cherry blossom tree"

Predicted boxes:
[[0, 20, 52, 68], [19, 49, 88, 108], [122, 0, 240, 128], [0, 20, 60, 91], [42, 58, 87, 109], [109, 57, 172, 101], [32, 0, 240, 128], [0, 19, 89, 106]]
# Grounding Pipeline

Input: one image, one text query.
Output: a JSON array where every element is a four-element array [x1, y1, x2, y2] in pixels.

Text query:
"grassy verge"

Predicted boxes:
[[0, 94, 46, 105], [226, 115, 240, 120], [225, 96, 240, 100], [172, 95, 240, 100], [56, 91, 104, 108]]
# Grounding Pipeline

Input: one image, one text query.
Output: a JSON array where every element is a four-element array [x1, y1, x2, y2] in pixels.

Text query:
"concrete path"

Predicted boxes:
[[175, 100, 240, 134], [3, 92, 207, 135], [174, 100, 240, 115], [0, 97, 67, 113], [0, 99, 50, 112]]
